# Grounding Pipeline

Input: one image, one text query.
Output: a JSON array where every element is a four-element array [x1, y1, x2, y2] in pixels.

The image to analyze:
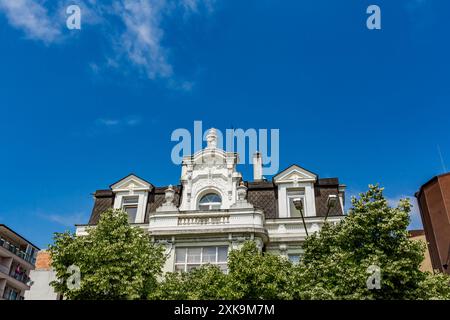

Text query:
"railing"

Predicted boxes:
[[148, 208, 266, 235], [9, 271, 30, 285], [178, 215, 230, 226], [0, 238, 36, 265]]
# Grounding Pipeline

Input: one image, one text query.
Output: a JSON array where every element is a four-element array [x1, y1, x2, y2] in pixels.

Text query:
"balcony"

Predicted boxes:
[[148, 208, 267, 238], [0, 237, 36, 265], [9, 271, 30, 286]]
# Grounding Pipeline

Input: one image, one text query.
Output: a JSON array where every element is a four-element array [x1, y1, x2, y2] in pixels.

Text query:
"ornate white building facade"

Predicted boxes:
[[76, 129, 346, 272]]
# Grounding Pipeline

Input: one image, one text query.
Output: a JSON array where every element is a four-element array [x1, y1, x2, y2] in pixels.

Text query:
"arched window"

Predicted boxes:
[[198, 193, 222, 210]]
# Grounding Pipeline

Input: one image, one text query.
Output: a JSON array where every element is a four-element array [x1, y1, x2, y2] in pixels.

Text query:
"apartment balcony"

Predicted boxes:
[[0, 269, 30, 292], [9, 271, 31, 286], [0, 238, 36, 266]]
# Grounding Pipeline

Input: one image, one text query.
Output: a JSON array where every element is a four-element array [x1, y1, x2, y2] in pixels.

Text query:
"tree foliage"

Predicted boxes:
[[149, 264, 229, 300], [151, 242, 294, 300], [226, 242, 294, 299], [294, 184, 446, 299], [48, 209, 165, 300]]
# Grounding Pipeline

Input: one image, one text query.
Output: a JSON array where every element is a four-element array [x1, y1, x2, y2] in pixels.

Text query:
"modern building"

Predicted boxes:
[[0, 224, 39, 300], [415, 173, 450, 274], [24, 250, 61, 300], [76, 128, 346, 273]]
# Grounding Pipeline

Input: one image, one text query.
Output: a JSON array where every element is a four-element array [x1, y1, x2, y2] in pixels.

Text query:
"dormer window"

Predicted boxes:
[[287, 189, 305, 218], [198, 193, 222, 210], [122, 196, 139, 223]]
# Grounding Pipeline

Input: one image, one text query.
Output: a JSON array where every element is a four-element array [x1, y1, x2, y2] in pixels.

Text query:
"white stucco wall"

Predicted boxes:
[[24, 269, 60, 300]]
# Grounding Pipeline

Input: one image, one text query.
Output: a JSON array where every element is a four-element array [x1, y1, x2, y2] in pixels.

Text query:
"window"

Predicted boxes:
[[288, 254, 301, 265], [122, 196, 139, 223], [287, 189, 305, 218], [175, 246, 228, 272], [198, 193, 222, 210], [3, 286, 19, 300]]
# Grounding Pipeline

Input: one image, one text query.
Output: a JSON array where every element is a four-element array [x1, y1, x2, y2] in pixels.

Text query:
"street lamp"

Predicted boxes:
[[325, 195, 338, 222], [293, 198, 308, 237]]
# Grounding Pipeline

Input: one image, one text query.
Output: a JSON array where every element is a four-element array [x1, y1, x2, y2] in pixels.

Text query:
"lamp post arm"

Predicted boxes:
[[300, 208, 309, 237]]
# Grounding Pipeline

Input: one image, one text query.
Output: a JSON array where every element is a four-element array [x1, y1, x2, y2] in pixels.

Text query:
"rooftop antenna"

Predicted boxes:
[[437, 144, 448, 173]]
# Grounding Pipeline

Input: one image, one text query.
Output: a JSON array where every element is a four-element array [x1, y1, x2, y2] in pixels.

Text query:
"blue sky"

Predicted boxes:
[[0, 0, 449, 248]]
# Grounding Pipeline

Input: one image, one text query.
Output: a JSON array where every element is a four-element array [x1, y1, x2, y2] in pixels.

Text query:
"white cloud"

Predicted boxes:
[[38, 212, 88, 227], [96, 115, 142, 127], [113, 0, 173, 79], [97, 118, 120, 126], [0, 0, 60, 43], [181, 0, 216, 15], [0, 0, 216, 85], [125, 115, 142, 126]]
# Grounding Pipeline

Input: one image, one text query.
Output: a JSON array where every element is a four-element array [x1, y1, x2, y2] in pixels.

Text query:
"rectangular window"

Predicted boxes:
[[288, 254, 301, 265], [287, 189, 305, 218], [174, 246, 228, 273], [3, 286, 19, 300], [122, 196, 139, 223]]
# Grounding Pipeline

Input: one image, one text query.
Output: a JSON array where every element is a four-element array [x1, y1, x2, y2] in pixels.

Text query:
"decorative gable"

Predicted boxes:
[[110, 174, 152, 224], [179, 128, 242, 211], [273, 165, 317, 185], [273, 165, 317, 218], [110, 174, 153, 192]]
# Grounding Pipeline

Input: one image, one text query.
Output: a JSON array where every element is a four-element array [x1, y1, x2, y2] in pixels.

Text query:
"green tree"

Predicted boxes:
[[226, 241, 294, 299], [150, 264, 229, 300], [48, 209, 165, 300], [152, 241, 294, 300], [295, 184, 450, 299]]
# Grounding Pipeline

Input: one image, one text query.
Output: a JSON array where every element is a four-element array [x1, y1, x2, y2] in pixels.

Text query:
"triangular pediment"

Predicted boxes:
[[110, 174, 152, 191], [273, 165, 317, 184]]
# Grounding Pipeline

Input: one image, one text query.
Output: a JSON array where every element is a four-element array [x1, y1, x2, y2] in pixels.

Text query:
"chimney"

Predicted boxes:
[[252, 152, 263, 181]]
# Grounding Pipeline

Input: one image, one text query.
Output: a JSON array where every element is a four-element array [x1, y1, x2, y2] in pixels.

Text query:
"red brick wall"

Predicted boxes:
[[34, 251, 52, 270]]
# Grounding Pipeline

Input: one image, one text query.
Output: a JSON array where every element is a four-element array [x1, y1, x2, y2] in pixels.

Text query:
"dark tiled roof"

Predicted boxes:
[[247, 181, 278, 219], [314, 184, 343, 217], [89, 190, 114, 225], [317, 178, 339, 186], [144, 186, 182, 223]]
